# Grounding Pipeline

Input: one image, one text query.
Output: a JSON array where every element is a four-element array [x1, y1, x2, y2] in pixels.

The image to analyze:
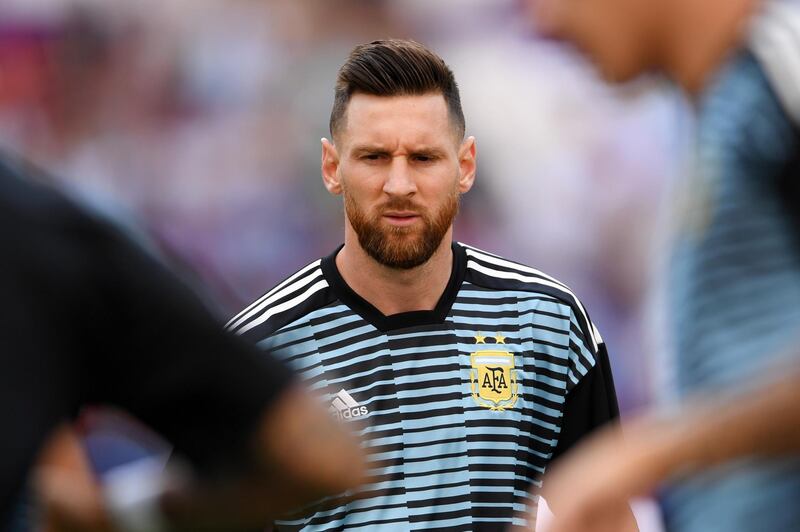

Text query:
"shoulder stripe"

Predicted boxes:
[[236, 279, 329, 335], [462, 243, 570, 290], [591, 322, 603, 345], [226, 260, 322, 332], [465, 259, 599, 352]]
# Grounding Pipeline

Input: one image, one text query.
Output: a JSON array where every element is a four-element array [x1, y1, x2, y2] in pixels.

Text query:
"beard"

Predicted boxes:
[[344, 188, 459, 270]]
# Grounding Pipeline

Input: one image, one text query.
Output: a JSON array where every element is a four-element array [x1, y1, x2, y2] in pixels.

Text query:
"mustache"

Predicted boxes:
[[377, 198, 426, 214]]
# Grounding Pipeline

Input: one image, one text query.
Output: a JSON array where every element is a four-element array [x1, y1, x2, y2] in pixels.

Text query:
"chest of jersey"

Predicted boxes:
[[262, 290, 577, 530]]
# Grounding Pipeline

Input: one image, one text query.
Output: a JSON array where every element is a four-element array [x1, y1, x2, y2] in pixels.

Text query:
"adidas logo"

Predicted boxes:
[[330, 389, 368, 420]]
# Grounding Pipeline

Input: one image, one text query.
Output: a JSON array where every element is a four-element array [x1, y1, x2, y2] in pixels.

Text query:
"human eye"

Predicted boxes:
[[412, 153, 439, 163], [360, 152, 387, 162]]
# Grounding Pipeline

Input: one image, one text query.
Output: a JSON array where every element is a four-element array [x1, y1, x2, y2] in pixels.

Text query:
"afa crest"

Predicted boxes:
[[470, 333, 518, 411]]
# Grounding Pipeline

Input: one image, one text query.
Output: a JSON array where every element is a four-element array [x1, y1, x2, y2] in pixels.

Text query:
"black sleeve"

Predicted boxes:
[[80, 216, 295, 477], [550, 343, 620, 463]]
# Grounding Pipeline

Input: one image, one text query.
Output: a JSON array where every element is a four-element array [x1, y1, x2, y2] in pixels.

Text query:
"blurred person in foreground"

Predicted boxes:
[[227, 39, 634, 531], [530, 0, 800, 530], [0, 152, 365, 532]]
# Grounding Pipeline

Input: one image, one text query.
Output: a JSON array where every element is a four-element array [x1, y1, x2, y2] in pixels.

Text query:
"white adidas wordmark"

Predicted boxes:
[[330, 389, 368, 420]]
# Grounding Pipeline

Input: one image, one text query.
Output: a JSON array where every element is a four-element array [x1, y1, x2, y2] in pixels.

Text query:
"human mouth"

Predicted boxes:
[[382, 211, 421, 226]]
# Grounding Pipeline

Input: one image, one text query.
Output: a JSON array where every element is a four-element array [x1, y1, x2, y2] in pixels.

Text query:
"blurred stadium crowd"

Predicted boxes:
[[0, 0, 685, 413]]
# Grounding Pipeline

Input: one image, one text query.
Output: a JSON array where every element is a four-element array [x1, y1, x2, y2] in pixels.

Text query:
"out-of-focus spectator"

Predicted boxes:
[[533, 0, 800, 530], [0, 152, 365, 532]]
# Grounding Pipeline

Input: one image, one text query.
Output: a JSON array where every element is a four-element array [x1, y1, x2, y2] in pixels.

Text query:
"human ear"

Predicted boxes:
[[321, 138, 343, 195], [457, 136, 476, 193]]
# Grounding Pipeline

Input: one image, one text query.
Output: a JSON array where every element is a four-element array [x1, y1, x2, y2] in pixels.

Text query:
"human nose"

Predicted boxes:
[[382, 157, 417, 197]]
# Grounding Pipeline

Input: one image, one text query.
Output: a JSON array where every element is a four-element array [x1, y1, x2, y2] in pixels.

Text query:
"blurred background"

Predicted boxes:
[[1, 0, 687, 527]]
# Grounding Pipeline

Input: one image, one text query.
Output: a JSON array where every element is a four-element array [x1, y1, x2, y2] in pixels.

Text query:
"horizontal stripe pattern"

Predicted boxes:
[[234, 243, 604, 531]]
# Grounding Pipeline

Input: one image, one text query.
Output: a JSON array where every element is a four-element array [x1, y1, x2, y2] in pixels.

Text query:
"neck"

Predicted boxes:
[[661, 0, 758, 97], [336, 227, 454, 316]]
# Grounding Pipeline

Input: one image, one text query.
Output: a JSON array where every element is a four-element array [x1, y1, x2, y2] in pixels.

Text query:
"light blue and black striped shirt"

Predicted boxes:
[[229, 242, 619, 531]]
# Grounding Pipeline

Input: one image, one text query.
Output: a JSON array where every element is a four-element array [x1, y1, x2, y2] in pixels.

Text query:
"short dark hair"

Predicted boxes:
[[329, 39, 465, 141]]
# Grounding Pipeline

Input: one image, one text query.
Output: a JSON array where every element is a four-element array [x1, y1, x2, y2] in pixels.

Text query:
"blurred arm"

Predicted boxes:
[[159, 383, 366, 531], [37, 384, 365, 532], [25, 174, 367, 530], [540, 366, 800, 532]]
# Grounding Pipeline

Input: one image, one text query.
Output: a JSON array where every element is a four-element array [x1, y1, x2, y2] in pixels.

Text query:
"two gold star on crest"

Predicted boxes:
[[475, 332, 505, 344]]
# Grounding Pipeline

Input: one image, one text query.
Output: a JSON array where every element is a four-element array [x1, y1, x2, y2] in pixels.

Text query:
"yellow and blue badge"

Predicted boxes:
[[470, 333, 518, 411]]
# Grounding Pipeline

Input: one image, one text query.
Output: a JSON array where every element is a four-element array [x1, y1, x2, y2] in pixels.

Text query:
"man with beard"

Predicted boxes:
[[228, 39, 627, 531], [529, 0, 800, 531]]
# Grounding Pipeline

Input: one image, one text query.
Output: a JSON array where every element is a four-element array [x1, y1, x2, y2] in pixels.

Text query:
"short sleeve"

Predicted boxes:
[[550, 314, 620, 463]]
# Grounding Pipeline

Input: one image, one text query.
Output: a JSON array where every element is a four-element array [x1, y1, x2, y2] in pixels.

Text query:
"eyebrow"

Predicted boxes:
[[409, 147, 447, 158], [351, 145, 390, 156], [350, 145, 447, 157]]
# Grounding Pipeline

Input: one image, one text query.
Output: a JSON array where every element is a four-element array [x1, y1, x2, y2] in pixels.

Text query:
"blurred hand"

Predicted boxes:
[[539, 423, 655, 532], [33, 384, 368, 532], [35, 426, 114, 532]]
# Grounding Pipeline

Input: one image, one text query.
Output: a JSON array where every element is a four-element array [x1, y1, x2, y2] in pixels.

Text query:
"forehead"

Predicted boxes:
[[339, 93, 455, 149]]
